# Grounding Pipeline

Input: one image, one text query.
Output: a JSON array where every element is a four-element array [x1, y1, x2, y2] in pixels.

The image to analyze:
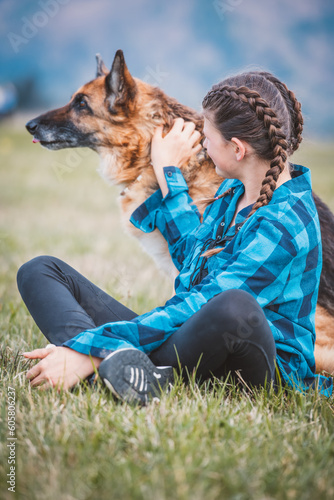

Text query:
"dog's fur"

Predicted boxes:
[[26, 50, 334, 375]]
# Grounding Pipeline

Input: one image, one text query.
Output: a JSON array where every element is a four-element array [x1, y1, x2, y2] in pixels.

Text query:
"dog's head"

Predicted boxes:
[[25, 50, 206, 185], [26, 50, 149, 151], [26, 50, 201, 153]]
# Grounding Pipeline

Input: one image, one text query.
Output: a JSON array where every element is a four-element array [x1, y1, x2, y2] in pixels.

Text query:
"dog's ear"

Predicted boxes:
[[96, 54, 108, 77], [106, 50, 137, 113]]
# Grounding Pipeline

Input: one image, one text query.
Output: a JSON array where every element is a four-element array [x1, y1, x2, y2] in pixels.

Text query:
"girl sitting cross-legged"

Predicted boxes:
[[18, 71, 333, 403]]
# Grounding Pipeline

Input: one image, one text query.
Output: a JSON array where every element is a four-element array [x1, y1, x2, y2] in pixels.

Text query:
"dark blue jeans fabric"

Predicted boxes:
[[17, 255, 277, 386]]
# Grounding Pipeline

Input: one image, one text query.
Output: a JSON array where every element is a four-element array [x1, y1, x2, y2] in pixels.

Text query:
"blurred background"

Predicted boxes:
[[0, 0, 333, 137], [0, 0, 333, 310]]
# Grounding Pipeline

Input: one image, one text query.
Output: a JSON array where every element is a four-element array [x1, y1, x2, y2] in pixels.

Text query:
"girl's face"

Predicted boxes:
[[203, 116, 239, 179]]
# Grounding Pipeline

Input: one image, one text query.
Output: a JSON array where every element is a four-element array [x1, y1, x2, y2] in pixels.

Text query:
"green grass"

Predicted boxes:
[[0, 124, 334, 500]]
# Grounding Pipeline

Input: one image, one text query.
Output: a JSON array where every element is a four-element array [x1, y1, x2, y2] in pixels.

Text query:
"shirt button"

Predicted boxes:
[[216, 235, 222, 241], [220, 221, 225, 227], [167, 171, 173, 177]]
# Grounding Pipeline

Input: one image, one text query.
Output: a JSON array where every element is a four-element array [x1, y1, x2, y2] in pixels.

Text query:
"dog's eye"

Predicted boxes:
[[79, 99, 87, 109]]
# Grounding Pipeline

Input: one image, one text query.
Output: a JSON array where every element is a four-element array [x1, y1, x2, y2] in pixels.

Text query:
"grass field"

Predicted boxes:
[[0, 122, 334, 500]]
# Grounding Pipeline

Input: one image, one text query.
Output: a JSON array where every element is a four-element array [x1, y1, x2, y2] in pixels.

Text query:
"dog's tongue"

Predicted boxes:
[[32, 137, 40, 143]]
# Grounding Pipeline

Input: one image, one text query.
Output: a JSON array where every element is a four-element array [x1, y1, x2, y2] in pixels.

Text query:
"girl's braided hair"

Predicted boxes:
[[201, 71, 303, 256]]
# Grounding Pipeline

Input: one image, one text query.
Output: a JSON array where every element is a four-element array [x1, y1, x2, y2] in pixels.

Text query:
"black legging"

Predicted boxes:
[[17, 255, 277, 386]]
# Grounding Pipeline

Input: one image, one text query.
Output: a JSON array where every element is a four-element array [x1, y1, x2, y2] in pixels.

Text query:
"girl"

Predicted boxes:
[[18, 71, 333, 403]]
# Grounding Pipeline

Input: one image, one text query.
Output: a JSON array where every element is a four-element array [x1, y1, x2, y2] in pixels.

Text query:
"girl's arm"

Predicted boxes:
[[150, 118, 202, 197], [131, 118, 204, 270]]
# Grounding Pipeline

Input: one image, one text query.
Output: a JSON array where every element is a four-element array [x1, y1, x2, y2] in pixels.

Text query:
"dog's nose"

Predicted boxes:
[[25, 119, 38, 135]]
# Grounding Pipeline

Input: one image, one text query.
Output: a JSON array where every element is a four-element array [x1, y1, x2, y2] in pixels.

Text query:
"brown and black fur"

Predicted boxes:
[[26, 50, 334, 375]]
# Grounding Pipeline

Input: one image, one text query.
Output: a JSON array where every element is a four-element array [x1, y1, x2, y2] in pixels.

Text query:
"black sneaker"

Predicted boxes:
[[99, 348, 174, 405]]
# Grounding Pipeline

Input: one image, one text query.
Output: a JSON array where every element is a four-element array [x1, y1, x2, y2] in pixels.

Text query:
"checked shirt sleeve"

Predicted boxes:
[[63, 216, 299, 359], [130, 166, 202, 270]]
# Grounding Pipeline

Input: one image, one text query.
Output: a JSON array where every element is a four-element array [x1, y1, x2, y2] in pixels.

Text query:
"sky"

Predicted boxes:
[[0, 0, 333, 138]]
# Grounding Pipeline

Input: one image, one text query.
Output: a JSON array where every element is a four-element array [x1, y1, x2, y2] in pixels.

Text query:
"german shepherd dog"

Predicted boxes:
[[26, 50, 334, 375]]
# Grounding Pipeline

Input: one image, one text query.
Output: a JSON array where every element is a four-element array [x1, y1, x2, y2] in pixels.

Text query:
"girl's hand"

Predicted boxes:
[[151, 118, 202, 197], [24, 346, 101, 390]]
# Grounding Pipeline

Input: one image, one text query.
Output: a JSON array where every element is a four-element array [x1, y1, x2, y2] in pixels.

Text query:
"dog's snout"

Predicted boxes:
[[25, 119, 38, 135]]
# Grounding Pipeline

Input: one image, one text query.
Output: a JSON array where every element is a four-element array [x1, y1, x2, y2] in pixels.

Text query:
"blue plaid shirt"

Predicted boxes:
[[64, 164, 333, 396]]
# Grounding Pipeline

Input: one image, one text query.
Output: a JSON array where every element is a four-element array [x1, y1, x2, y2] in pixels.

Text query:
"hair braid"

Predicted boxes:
[[252, 72, 303, 153], [195, 188, 232, 213]]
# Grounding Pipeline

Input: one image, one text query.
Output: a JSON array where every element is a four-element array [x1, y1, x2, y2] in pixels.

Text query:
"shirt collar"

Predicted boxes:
[[271, 163, 312, 200], [227, 164, 312, 203], [220, 164, 311, 229]]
